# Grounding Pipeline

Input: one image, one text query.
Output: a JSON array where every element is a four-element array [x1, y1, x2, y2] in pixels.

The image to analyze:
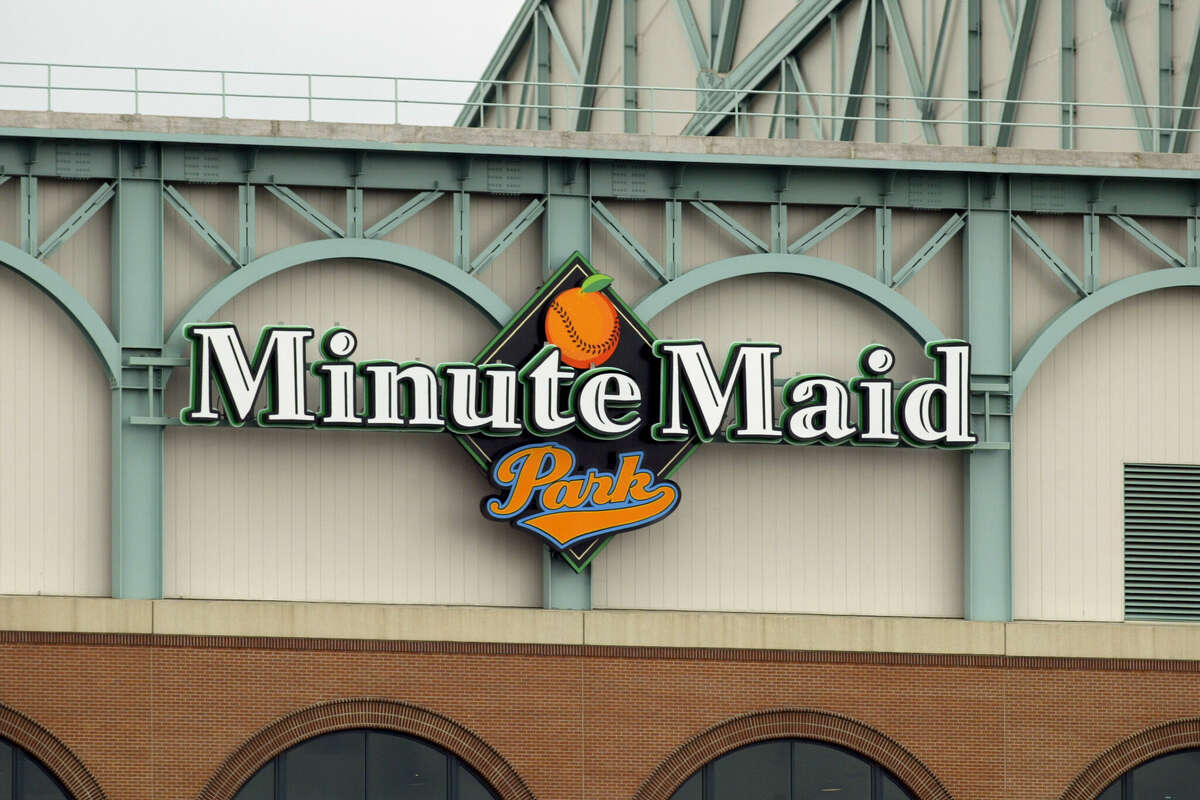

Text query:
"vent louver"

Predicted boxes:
[[1125, 463, 1200, 620]]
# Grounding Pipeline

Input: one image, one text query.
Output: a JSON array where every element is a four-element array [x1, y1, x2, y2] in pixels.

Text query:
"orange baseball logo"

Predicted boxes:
[[544, 274, 620, 368]]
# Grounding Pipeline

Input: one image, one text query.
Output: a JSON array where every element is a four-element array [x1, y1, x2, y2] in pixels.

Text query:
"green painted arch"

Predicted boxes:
[[0, 240, 121, 384], [633, 253, 946, 345], [1013, 269, 1200, 405], [164, 238, 515, 357]]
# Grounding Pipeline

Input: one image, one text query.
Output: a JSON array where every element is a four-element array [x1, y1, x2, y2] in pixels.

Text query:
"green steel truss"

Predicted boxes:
[[458, 0, 1200, 153], [2, 124, 1199, 618]]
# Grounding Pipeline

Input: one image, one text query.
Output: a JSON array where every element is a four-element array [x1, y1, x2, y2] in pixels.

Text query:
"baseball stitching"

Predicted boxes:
[[551, 299, 620, 356]]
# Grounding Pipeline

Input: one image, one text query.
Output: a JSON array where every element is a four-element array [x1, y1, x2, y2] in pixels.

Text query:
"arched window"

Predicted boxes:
[[0, 737, 71, 800], [1097, 748, 1200, 799], [232, 729, 497, 800], [669, 739, 915, 800]]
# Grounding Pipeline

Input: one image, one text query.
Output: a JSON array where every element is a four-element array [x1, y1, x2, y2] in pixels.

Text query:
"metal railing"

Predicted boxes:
[[1, 60, 1198, 148]]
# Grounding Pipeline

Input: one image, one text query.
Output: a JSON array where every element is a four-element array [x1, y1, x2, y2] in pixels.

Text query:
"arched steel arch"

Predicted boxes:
[[0, 240, 121, 384], [633, 253, 946, 345], [164, 239, 515, 358], [1012, 269, 1200, 405]]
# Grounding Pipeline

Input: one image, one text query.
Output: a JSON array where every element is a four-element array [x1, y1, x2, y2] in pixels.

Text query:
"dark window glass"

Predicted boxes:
[[669, 772, 703, 800], [454, 763, 497, 800], [283, 730, 366, 800], [366, 732, 447, 800], [879, 772, 913, 800], [1130, 749, 1200, 800], [233, 764, 273, 800], [0, 744, 68, 800], [18, 756, 69, 800], [668, 738, 914, 800], [1096, 780, 1122, 800], [231, 728, 499, 800], [712, 741, 790, 800], [793, 741, 871, 800], [0, 740, 12, 800]]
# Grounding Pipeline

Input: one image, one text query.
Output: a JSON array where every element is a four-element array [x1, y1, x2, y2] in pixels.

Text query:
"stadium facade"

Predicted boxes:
[[1, 0, 1200, 797]]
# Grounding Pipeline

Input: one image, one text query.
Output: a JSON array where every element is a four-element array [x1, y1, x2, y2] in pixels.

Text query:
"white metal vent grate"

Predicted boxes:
[[1125, 463, 1200, 620]]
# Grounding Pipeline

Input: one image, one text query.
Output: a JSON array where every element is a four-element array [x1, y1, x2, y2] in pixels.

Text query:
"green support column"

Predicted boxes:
[[110, 160, 164, 599], [540, 183, 592, 609], [963, 206, 1012, 621]]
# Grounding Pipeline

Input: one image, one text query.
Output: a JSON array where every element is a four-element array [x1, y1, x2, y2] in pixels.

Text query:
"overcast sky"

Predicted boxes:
[[0, 0, 528, 126]]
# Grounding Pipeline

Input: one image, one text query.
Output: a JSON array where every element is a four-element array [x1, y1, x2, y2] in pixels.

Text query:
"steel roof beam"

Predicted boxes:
[[966, 0, 982, 145], [1171, 13, 1200, 152], [1158, 0, 1172, 153], [681, 0, 852, 137], [575, 0, 613, 131], [674, 0, 710, 73], [1061, 0, 1076, 149], [995, 0, 1040, 148], [836, 0, 873, 141], [455, 0, 541, 127], [713, 0, 744, 73], [541, 5, 581, 86], [1106, 0, 1155, 152], [784, 57, 825, 139], [624, 0, 638, 133], [880, 0, 939, 144]]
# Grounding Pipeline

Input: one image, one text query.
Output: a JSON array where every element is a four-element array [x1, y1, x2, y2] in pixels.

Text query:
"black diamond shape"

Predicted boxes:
[[455, 253, 699, 571]]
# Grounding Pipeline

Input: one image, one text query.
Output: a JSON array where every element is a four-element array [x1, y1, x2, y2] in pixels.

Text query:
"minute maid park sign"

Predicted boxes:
[[181, 254, 976, 571]]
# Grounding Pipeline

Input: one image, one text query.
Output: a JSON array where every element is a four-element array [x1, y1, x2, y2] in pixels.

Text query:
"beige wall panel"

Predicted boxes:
[[891, 210, 963, 340], [1106, 216, 1184, 279], [467, 195, 544, 310], [372, 191, 454, 265], [0, 270, 109, 597], [163, 259, 542, 605], [38, 180, 113, 329], [594, 275, 962, 614], [163, 184, 237, 333], [258, 186, 342, 250], [684, 201, 768, 271], [1011, 214, 1183, 361], [730, 1, 792, 73], [1007, 7, 1063, 152], [1072, 0, 1143, 153], [498, 39, 535, 130], [1014, 287, 1200, 622], [786, 205, 875, 278], [637, 0, 706, 135], [590, 200, 668, 303]]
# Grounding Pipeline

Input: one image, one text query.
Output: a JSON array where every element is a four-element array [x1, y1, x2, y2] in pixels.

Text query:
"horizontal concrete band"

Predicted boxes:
[[0, 596, 1198, 661], [0, 110, 1193, 176]]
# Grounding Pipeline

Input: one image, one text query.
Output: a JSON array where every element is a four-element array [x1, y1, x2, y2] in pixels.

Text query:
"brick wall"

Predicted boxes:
[[0, 634, 1199, 800]]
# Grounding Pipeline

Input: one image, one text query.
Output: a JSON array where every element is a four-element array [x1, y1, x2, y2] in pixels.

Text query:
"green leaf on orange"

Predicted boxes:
[[580, 274, 613, 294]]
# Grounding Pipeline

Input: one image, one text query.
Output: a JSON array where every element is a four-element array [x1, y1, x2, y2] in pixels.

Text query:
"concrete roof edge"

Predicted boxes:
[[2, 110, 1199, 178]]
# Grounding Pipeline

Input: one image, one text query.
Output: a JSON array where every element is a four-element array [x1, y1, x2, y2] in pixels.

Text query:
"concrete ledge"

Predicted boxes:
[[3, 596, 1200, 661], [151, 599, 583, 645], [0, 596, 152, 634], [1, 110, 1196, 176]]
